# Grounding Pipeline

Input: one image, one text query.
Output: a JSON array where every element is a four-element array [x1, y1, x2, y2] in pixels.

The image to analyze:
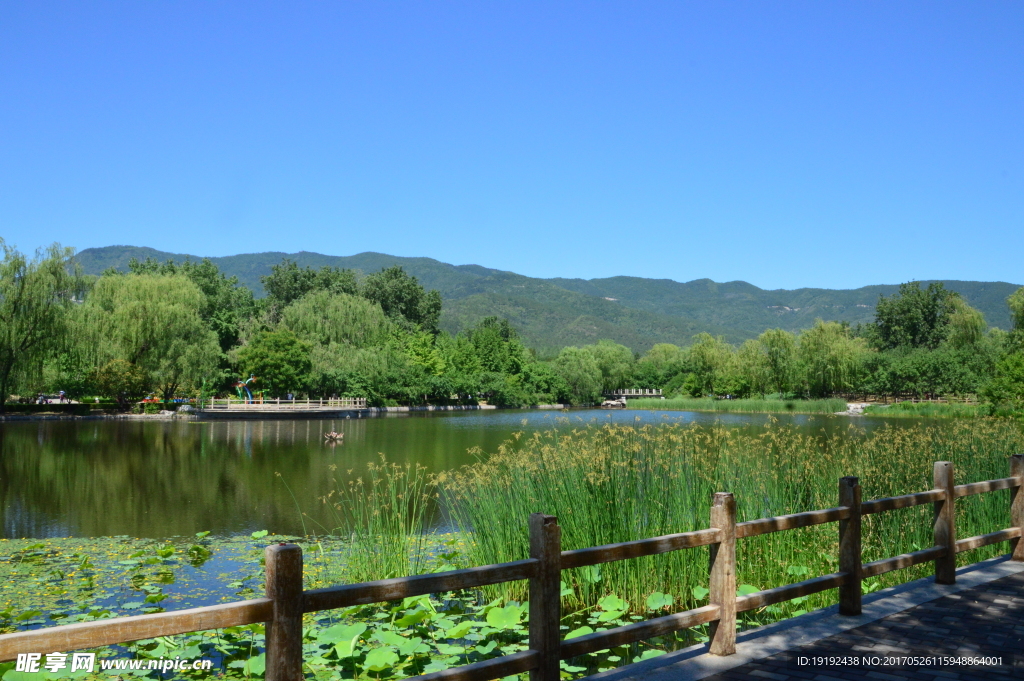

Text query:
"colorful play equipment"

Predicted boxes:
[[234, 375, 258, 403]]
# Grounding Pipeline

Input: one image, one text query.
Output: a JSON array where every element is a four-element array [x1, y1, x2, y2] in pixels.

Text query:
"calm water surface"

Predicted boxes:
[[1, 409, 914, 539]]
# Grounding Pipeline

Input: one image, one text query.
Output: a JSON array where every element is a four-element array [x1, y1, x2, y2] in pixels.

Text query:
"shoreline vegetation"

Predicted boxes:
[[861, 401, 989, 418], [2, 243, 1023, 418], [627, 396, 848, 414], [3, 420, 1023, 680]]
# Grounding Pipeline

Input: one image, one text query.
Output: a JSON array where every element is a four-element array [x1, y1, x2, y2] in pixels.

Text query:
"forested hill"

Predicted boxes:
[[75, 245, 1021, 353]]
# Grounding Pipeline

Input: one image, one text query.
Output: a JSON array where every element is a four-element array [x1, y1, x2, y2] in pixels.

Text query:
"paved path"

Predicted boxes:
[[584, 556, 1024, 681], [701, 571, 1024, 680]]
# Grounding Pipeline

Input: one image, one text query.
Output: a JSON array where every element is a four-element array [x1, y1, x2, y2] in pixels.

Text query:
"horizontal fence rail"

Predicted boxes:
[[199, 397, 367, 410], [2, 455, 1022, 681]]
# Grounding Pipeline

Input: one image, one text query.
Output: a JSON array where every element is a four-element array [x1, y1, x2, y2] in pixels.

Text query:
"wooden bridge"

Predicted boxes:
[[197, 397, 368, 418], [606, 389, 664, 400]]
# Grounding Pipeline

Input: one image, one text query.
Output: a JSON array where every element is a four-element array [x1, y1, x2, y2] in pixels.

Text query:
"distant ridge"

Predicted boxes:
[[75, 246, 1022, 353]]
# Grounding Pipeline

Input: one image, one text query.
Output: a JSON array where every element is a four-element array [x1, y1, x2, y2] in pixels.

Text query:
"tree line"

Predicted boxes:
[[1, 239, 1023, 413]]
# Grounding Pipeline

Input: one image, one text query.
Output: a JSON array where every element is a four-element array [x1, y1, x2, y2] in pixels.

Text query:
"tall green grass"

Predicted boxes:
[[862, 402, 988, 418], [315, 419, 1023, 623], [440, 419, 1024, 616], [628, 397, 848, 414], [311, 456, 434, 585]]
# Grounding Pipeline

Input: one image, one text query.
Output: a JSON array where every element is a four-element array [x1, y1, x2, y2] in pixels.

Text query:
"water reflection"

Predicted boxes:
[[0, 409, 915, 539]]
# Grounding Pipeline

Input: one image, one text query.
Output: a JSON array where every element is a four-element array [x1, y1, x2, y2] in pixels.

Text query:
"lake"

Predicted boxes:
[[1, 409, 914, 539]]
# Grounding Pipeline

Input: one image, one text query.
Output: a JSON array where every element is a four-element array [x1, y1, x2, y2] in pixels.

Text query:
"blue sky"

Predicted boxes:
[[1, 2, 1021, 290]]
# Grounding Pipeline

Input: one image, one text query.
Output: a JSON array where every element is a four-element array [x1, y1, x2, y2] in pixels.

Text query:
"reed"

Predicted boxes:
[[441, 419, 1024, 617], [862, 401, 988, 418], [314, 457, 434, 585], [628, 397, 848, 414]]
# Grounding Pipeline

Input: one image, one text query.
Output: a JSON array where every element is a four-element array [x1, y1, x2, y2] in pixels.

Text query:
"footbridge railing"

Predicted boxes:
[[199, 397, 367, 410], [2, 456, 1022, 681]]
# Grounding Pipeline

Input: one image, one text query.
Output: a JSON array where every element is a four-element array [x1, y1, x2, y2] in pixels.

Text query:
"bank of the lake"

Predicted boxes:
[[862, 401, 989, 418], [627, 396, 848, 414]]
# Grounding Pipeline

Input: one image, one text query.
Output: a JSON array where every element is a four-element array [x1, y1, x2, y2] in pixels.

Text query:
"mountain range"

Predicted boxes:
[[75, 245, 1022, 354]]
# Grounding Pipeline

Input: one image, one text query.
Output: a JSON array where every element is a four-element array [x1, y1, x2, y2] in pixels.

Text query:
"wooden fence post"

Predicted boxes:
[[838, 476, 862, 615], [529, 514, 561, 681], [265, 543, 304, 681], [708, 492, 736, 656], [1011, 455, 1024, 561], [933, 461, 956, 584]]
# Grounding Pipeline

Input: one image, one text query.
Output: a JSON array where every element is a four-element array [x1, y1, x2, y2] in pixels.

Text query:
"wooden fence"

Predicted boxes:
[[2, 457, 1022, 681], [199, 398, 368, 410]]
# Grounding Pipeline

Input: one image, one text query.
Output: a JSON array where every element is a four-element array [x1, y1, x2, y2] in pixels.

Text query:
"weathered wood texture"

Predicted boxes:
[[736, 573, 848, 612], [1012, 455, 1024, 561], [954, 477, 1020, 498], [404, 651, 539, 681], [955, 528, 1022, 554], [529, 514, 561, 681], [0, 599, 273, 662], [303, 560, 538, 612], [861, 489, 945, 515], [707, 492, 736, 656], [735, 507, 849, 538], [838, 477, 862, 615], [265, 544, 303, 681], [933, 461, 957, 584], [560, 529, 721, 569], [559, 605, 720, 659], [861, 546, 946, 579]]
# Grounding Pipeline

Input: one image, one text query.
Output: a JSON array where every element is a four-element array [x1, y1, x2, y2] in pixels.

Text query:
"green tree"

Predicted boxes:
[[467, 317, 527, 374], [261, 259, 358, 307], [585, 340, 635, 393], [553, 346, 603, 405], [980, 352, 1024, 414], [798, 320, 868, 397], [731, 338, 767, 397], [403, 331, 447, 376], [688, 333, 734, 396], [235, 329, 312, 397], [435, 333, 484, 399], [281, 291, 392, 348], [92, 359, 149, 410], [1007, 287, 1024, 349], [520, 361, 570, 404], [945, 297, 987, 350], [361, 266, 442, 333], [0, 241, 81, 410], [126, 257, 257, 351], [81, 273, 223, 402], [871, 282, 959, 350], [758, 328, 797, 395], [637, 343, 685, 382]]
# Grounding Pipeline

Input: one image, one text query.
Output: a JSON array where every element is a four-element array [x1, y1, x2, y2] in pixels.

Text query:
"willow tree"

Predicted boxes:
[[734, 338, 768, 397], [758, 328, 797, 395], [688, 333, 734, 396], [798, 320, 868, 397], [281, 290, 392, 348], [945, 297, 987, 349], [81, 273, 222, 402], [585, 340, 635, 393], [1009, 287, 1024, 348], [553, 346, 603, 405], [281, 291, 394, 396], [636, 343, 685, 383], [0, 241, 81, 411]]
